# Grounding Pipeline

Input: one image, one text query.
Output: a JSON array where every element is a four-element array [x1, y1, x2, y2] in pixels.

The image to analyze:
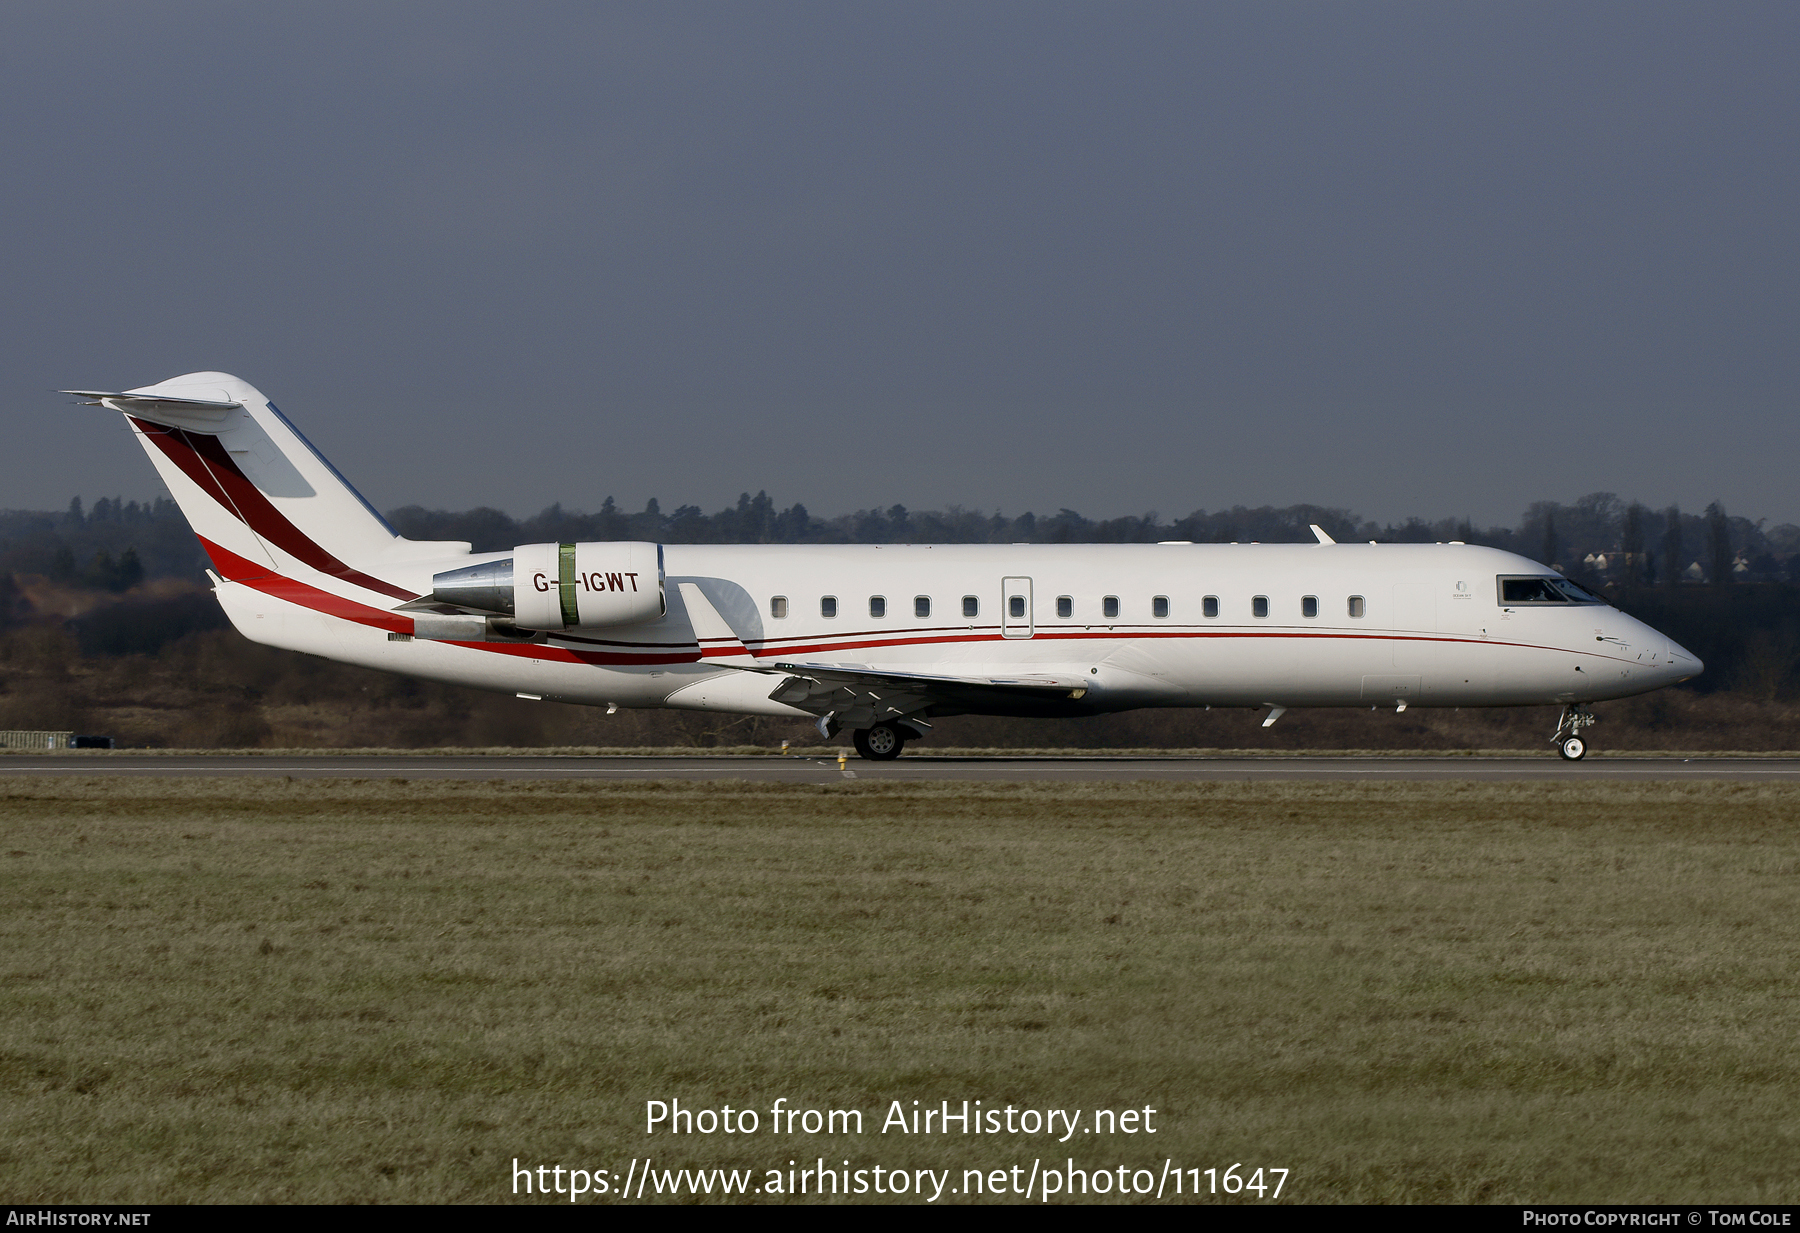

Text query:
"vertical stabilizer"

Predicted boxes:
[[67, 373, 417, 602]]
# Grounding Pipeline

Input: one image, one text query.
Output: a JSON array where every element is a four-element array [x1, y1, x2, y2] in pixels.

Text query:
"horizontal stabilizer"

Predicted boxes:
[[62, 390, 240, 424]]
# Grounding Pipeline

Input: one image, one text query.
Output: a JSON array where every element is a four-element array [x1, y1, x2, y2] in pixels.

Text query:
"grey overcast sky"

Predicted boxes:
[[4, 2, 1797, 528]]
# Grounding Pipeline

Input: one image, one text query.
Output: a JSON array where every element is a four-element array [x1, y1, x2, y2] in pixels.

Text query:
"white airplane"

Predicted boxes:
[[69, 372, 1702, 761]]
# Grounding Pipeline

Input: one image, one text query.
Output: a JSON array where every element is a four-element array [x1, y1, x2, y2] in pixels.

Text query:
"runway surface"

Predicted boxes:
[[3, 754, 1799, 782]]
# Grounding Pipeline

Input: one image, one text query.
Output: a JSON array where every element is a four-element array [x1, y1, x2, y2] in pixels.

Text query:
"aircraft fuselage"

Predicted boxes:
[[214, 540, 1698, 718]]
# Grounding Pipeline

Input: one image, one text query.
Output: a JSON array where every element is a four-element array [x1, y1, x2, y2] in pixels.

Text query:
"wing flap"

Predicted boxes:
[[770, 661, 1089, 694], [763, 660, 1092, 724]]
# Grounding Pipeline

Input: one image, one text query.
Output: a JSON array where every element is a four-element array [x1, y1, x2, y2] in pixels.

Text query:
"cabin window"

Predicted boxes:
[[1103, 596, 1120, 619], [1203, 595, 1219, 618], [1152, 596, 1169, 618], [1008, 595, 1025, 618], [963, 595, 979, 618], [770, 596, 788, 619], [1252, 595, 1269, 618], [821, 596, 837, 618], [1348, 595, 1365, 618], [1056, 595, 1073, 619], [869, 595, 886, 618], [1302, 595, 1318, 619], [915, 595, 931, 619]]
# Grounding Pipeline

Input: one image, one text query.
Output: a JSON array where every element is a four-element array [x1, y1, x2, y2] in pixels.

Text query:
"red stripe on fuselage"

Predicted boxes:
[[728, 624, 1638, 665], [729, 627, 1577, 659], [134, 416, 416, 602], [443, 640, 701, 667]]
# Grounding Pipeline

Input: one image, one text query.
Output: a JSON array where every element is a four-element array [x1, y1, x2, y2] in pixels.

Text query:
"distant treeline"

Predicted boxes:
[[4, 489, 1797, 590], [0, 497, 206, 585], [0, 489, 1793, 707], [3, 494, 1800, 744], [389, 490, 1797, 585]]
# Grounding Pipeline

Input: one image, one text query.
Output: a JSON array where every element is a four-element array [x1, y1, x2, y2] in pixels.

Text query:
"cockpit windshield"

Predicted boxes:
[[1499, 576, 1608, 605]]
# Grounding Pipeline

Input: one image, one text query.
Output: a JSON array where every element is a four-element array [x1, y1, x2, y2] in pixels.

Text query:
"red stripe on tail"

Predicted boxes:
[[200, 538, 414, 635], [134, 416, 416, 601]]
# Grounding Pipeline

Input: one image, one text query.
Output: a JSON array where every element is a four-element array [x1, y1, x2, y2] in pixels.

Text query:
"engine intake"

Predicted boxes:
[[428, 542, 665, 630]]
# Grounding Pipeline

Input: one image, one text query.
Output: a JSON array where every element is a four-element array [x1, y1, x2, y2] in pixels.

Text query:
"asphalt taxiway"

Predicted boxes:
[[2, 754, 1797, 782]]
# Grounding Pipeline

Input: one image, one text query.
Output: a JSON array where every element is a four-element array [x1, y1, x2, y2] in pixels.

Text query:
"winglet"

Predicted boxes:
[[678, 582, 760, 666], [1310, 524, 1336, 545]]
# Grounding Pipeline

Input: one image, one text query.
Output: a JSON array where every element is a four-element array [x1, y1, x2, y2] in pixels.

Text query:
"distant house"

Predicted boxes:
[[0, 731, 113, 750], [0, 730, 73, 749]]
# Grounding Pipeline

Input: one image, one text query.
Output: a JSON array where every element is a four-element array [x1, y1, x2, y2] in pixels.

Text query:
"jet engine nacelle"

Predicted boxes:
[[429, 541, 665, 630]]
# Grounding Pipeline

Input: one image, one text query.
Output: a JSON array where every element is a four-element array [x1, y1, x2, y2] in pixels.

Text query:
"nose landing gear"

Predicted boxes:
[[1552, 705, 1597, 760]]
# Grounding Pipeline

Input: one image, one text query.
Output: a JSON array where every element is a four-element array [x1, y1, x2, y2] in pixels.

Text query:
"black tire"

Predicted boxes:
[[1559, 735, 1587, 761], [853, 723, 906, 761]]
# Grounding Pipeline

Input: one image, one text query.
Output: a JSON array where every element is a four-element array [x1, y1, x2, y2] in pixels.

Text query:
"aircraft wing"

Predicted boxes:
[[763, 661, 1092, 727], [770, 662, 1089, 695]]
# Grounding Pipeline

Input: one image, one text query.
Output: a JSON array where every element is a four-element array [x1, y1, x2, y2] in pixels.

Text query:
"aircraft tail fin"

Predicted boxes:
[[69, 372, 423, 602]]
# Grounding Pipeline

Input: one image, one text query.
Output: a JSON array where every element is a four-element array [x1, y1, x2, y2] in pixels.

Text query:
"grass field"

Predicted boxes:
[[2, 777, 1797, 1204]]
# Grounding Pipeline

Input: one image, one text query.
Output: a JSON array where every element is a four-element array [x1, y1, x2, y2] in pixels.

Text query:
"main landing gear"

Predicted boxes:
[[852, 723, 907, 761], [1552, 705, 1597, 760]]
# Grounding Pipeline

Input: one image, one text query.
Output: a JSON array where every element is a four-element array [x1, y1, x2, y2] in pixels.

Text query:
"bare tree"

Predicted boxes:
[[1707, 501, 1732, 586], [1622, 503, 1646, 590], [1737, 629, 1800, 702], [1662, 505, 1684, 588]]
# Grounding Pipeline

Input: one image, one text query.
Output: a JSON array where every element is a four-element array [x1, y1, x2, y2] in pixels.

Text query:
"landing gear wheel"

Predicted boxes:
[[853, 724, 906, 761], [1550, 705, 1597, 760]]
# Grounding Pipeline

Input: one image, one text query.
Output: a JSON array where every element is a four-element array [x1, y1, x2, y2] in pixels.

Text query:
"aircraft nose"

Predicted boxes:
[[1665, 636, 1703, 682]]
